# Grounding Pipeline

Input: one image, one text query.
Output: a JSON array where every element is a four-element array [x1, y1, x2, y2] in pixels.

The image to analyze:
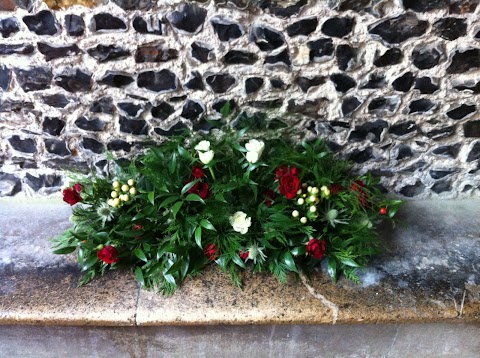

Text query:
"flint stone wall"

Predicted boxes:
[[1, 0, 480, 198]]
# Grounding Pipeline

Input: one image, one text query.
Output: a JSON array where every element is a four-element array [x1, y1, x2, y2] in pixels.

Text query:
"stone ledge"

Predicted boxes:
[[0, 198, 479, 326]]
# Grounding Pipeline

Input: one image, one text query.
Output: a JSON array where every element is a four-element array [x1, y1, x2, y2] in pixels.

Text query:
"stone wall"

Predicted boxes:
[[1, 0, 480, 198]]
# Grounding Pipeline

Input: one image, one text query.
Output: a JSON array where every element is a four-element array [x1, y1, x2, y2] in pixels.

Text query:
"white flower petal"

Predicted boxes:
[[246, 151, 260, 163], [198, 150, 214, 164], [195, 140, 210, 152]]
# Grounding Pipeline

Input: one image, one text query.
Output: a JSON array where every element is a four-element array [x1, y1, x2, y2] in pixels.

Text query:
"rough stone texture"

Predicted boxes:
[[0, 1, 480, 198]]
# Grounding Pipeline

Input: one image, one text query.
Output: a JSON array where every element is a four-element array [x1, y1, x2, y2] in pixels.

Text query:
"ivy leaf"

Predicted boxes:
[[328, 257, 337, 283], [185, 193, 205, 204], [171, 201, 183, 218], [53, 246, 77, 255], [200, 219, 216, 231], [282, 251, 298, 273], [232, 254, 246, 269], [195, 226, 202, 248], [135, 267, 145, 286], [134, 249, 148, 262], [339, 258, 360, 267], [181, 179, 200, 195]]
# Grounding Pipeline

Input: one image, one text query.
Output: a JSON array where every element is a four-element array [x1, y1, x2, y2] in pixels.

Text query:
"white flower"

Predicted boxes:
[[245, 139, 265, 164], [195, 140, 211, 152], [198, 150, 214, 164], [229, 211, 252, 234]]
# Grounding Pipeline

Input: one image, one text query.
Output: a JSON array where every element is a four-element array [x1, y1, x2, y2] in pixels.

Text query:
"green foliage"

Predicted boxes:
[[53, 124, 403, 294]]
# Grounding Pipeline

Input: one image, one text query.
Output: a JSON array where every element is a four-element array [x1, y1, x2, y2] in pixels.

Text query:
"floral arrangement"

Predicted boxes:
[[54, 127, 402, 294]]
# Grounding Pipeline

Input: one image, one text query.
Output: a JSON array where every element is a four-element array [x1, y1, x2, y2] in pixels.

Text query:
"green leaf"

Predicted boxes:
[[115, 230, 143, 238], [134, 249, 148, 262], [178, 145, 190, 159], [53, 246, 77, 255], [200, 219, 216, 231], [159, 196, 178, 208], [215, 256, 228, 271], [232, 254, 246, 269], [291, 246, 306, 256], [180, 256, 190, 279], [150, 147, 164, 160], [283, 251, 298, 273], [214, 193, 227, 203], [147, 191, 155, 205], [82, 255, 99, 271], [220, 100, 231, 117], [195, 226, 202, 248], [169, 152, 177, 174], [339, 258, 360, 267], [171, 201, 183, 218], [185, 193, 205, 204], [163, 273, 176, 285], [166, 259, 184, 275], [328, 257, 337, 282], [135, 267, 145, 286], [181, 179, 200, 195]]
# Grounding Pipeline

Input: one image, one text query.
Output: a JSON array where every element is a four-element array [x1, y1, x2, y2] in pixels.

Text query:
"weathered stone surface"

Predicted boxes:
[[396, 144, 413, 160], [65, 14, 84, 37], [223, 50, 257, 65], [137, 70, 177, 93], [90, 97, 113, 114], [107, 139, 132, 152], [38, 43, 82, 61], [111, 0, 153, 10], [82, 137, 104, 154], [247, 99, 283, 110], [464, 120, 480, 137], [117, 102, 142, 117], [23, 10, 60, 36], [181, 100, 205, 120], [87, 45, 130, 63], [447, 104, 476, 120], [414, 77, 439, 94], [426, 125, 456, 140], [295, 76, 325, 93], [336, 44, 359, 71], [392, 72, 415, 92], [454, 82, 480, 93], [190, 42, 214, 63], [349, 120, 388, 143], [8, 135, 37, 153], [412, 42, 443, 70], [0, 99, 33, 112], [286, 17, 318, 37], [334, 0, 371, 11], [211, 17, 243, 41], [205, 73, 236, 93], [119, 117, 149, 135], [265, 49, 291, 67], [75, 116, 106, 132], [342, 97, 362, 116], [250, 25, 285, 52], [409, 99, 436, 114], [368, 96, 400, 114], [167, 3, 206, 35], [44, 138, 70, 156], [361, 73, 386, 89], [54, 69, 91, 92], [135, 44, 178, 63], [270, 78, 287, 90], [212, 98, 235, 114], [330, 73, 356, 93], [0, 173, 21, 197], [0, 65, 11, 91], [449, 0, 478, 13], [15, 67, 52, 92], [98, 71, 134, 87], [184, 71, 204, 91], [151, 101, 174, 120], [399, 180, 425, 197], [348, 147, 373, 163], [432, 143, 461, 158], [321, 17, 354, 38], [42, 117, 65, 136], [466, 142, 480, 161], [154, 122, 188, 136], [261, 0, 308, 18], [133, 16, 164, 35], [308, 38, 334, 62], [0, 43, 34, 55], [431, 181, 452, 194], [374, 48, 402, 67], [92, 14, 127, 32], [403, 0, 449, 12], [434, 18, 467, 41], [430, 169, 456, 179], [447, 49, 480, 74], [245, 77, 264, 94], [368, 13, 429, 44], [390, 121, 417, 137], [42, 94, 71, 108], [0, 17, 20, 38], [25, 173, 62, 192]]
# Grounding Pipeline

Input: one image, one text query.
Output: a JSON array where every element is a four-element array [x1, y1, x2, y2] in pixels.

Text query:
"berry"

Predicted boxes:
[[379, 207, 388, 215]]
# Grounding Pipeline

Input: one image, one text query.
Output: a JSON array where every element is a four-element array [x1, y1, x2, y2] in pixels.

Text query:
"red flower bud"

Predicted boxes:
[[191, 166, 204, 179], [306, 238, 326, 260], [264, 189, 276, 206], [204, 243, 218, 261], [329, 183, 344, 195], [239, 251, 249, 261], [97, 245, 120, 264]]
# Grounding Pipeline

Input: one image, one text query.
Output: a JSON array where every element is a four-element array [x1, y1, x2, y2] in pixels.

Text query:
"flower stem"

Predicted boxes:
[[209, 167, 216, 181]]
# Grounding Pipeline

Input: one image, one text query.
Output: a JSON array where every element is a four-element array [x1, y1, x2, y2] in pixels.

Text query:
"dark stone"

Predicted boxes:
[[434, 18, 467, 41], [154, 122, 188, 136], [212, 99, 236, 114], [399, 180, 425, 197], [392, 72, 415, 92], [412, 43, 443, 69], [447, 49, 480, 74], [14, 67, 52, 92], [181, 100, 205, 120], [23, 10, 60, 36], [0, 99, 33, 112], [342, 97, 362, 116], [431, 181, 452, 194], [409, 99, 436, 113], [330, 121, 350, 130], [390, 121, 417, 137], [361, 73, 386, 89], [403, 161, 428, 173], [8, 135, 36, 153], [454, 82, 480, 93], [107, 140, 132, 152], [348, 147, 373, 163], [326, 141, 342, 152], [403, 0, 449, 12], [245, 77, 264, 94], [295, 76, 325, 93], [270, 78, 286, 90], [449, 0, 478, 13], [87, 44, 130, 63], [268, 118, 289, 130], [447, 104, 476, 120], [223, 50, 258, 65], [396, 144, 413, 160], [233, 111, 268, 131], [82, 137, 104, 154], [151, 101, 174, 120], [250, 25, 285, 52], [247, 99, 283, 109], [414, 77, 439, 94], [265, 49, 291, 67], [308, 38, 334, 62], [368, 96, 400, 114], [336, 44, 358, 71], [119, 116, 149, 135], [98, 71, 134, 87], [464, 120, 480, 137], [349, 120, 388, 143], [374, 48, 402, 67], [0, 43, 34, 55], [185, 71, 204, 91], [44, 139, 70, 156], [0, 17, 20, 38], [111, 0, 153, 10], [133, 16, 164, 35], [92, 14, 127, 32], [42, 117, 65, 136], [191, 42, 213, 63], [169, 95, 187, 103], [211, 17, 243, 41], [368, 13, 429, 44], [426, 126, 456, 140], [137, 70, 177, 93], [42, 94, 71, 108], [467, 142, 480, 161], [0, 65, 11, 91], [38, 42, 82, 61], [0, 173, 21, 197], [135, 44, 178, 63], [330, 73, 356, 93], [75, 116, 106, 132], [287, 98, 328, 118], [287, 17, 318, 37], [432, 143, 461, 158], [205, 73, 236, 93], [321, 17, 354, 38], [55, 69, 91, 93], [25, 173, 62, 192], [117, 102, 142, 117], [430, 170, 456, 179], [167, 3, 207, 34], [90, 97, 113, 114], [334, 0, 370, 11], [65, 14, 85, 37], [261, 0, 308, 18]]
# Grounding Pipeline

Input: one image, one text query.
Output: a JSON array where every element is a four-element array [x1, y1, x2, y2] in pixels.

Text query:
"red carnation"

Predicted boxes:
[[62, 186, 83, 206], [275, 165, 289, 180], [73, 183, 83, 192], [239, 251, 249, 261], [306, 238, 326, 259], [204, 243, 218, 261], [188, 181, 210, 199], [279, 173, 300, 200], [330, 183, 344, 195], [97, 245, 120, 264], [191, 166, 204, 179], [264, 189, 276, 206]]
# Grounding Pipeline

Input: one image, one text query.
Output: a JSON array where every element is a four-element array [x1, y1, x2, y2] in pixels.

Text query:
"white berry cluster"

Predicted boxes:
[[292, 184, 331, 224], [108, 179, 137, 207]]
